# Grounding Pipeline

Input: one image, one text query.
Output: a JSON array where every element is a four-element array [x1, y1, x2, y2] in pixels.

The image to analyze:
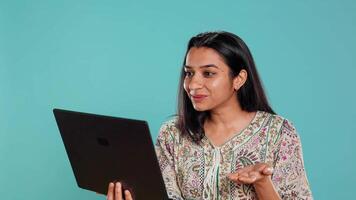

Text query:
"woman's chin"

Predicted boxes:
[[192, 104, 209, 112]]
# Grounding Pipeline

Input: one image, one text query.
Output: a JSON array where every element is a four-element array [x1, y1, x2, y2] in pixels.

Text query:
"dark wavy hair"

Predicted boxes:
[[176, 31, 275, 143]]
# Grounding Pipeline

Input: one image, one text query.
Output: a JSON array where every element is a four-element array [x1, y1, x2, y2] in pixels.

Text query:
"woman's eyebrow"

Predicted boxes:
[[184, 64, 219, 69]]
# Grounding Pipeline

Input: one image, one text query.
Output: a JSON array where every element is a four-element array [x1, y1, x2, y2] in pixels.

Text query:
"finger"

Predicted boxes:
[[253, 163, 267, 172], [124, 190, 133, 200], [227, 172, 243, 185], [227, 172, 239, 180], [228, 176, 242, 184], [239, 172, 250, 178], [107, 182, 115, 200], [238, 175, 257, 184], [262, 167, 273, 175], [115, 182, 122, 200]]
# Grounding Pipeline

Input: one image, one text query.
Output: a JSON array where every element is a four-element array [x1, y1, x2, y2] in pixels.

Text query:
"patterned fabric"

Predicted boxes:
[[155, 111, 313, 200]]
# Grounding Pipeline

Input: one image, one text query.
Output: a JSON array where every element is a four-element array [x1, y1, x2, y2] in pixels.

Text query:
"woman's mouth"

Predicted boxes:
[[191, 95, 207, 102]]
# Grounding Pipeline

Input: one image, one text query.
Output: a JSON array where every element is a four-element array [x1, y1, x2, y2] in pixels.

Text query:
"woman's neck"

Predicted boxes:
[[207, 97, 248, 129], [203, 98, 256, 147]]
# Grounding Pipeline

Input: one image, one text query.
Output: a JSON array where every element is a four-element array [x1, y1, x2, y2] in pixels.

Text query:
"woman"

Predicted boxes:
[[107, 31, 313, 200]]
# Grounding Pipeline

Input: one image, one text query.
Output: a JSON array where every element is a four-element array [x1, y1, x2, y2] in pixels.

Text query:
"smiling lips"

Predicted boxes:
[[191, 94, 208, 102]]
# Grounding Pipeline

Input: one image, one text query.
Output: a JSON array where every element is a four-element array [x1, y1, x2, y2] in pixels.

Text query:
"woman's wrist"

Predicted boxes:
[[253, 176, 281, 200], [253, 176, 271, 188]]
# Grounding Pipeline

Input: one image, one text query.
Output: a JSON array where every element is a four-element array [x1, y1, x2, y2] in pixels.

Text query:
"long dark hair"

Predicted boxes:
[[176, 31, 275, 143]]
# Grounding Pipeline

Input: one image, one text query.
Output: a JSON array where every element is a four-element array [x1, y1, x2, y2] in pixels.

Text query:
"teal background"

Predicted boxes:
[[1, 0, 355, 199]]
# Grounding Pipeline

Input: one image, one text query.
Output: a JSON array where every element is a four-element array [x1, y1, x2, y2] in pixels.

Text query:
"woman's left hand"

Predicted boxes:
[[227, 163, 273, 185], [106, 182, 133, 200]]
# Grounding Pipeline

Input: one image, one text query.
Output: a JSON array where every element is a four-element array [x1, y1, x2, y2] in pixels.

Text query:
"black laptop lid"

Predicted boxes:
[[53, 108, 169, 199]]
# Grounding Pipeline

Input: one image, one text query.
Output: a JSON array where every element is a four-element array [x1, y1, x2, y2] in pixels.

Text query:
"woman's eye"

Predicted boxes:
[[203, 71, 215, 77], [185, 71, 193, 77]]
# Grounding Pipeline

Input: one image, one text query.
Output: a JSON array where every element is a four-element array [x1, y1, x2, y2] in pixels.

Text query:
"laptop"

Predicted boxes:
[[53, 108, 169, 199]]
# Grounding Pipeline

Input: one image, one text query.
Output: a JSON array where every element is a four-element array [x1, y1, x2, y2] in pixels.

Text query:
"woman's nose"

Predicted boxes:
[[188, 74, 203, 90]]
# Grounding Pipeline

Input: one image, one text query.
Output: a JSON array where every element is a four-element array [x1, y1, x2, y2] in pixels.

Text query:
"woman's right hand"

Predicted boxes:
[[106, 182, 133, 200]]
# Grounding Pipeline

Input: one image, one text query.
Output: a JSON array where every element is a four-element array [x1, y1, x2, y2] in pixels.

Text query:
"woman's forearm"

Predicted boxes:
[[253, 177, 281, 200]]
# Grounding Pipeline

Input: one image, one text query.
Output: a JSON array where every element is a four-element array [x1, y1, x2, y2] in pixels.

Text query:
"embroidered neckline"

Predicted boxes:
[[201, 111, 267, 150]]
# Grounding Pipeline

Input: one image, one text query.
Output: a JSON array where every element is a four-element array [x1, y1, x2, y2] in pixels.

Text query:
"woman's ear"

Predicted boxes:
[[233, 69, 248, 91]]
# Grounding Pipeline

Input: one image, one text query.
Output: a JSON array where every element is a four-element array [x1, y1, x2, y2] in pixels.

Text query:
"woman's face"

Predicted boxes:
[[183, 47, 239, 112]]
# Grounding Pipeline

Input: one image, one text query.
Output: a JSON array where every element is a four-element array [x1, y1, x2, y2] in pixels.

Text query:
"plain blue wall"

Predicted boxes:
[[1, 0, 355, 199]]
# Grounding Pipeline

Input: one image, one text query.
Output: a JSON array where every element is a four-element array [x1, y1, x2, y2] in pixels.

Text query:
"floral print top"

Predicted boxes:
[[155, 111, 313, 200]]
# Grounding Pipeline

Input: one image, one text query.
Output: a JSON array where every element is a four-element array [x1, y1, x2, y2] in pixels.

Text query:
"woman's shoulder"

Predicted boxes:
[[160, 116, 179, 132], [157, 116, 181, 142], [261, 111, 300, 144], [261, 111, 297, 131]]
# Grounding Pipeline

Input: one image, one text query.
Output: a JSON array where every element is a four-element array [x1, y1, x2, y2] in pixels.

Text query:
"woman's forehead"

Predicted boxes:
[[185, 47, 227, 70]]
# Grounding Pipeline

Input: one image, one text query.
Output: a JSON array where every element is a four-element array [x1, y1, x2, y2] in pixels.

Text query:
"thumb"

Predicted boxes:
[[262, 166, 273, 175]]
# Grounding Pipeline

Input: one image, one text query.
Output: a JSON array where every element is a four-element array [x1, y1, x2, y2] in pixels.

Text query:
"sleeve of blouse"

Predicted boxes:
[[155, 121, 184, 200], [271, 119, 313, 200]]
